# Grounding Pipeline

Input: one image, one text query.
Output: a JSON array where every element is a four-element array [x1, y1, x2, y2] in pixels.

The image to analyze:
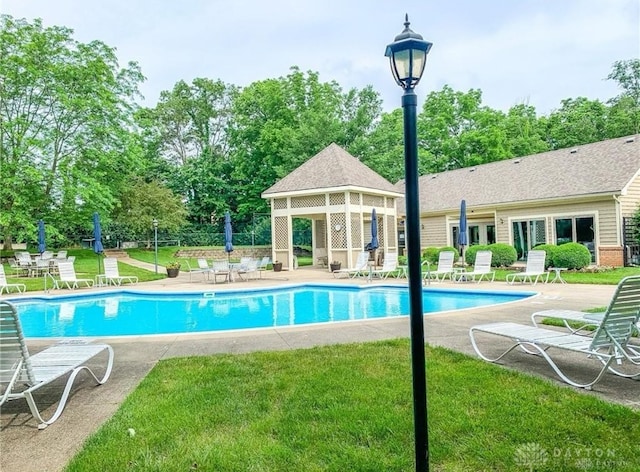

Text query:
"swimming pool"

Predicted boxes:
[[10, 284, 536, 338]]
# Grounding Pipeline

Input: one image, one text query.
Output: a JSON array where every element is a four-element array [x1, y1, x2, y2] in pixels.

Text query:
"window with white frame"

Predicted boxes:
[[512, 219, 546, 261], [554, 216, 595, 262]]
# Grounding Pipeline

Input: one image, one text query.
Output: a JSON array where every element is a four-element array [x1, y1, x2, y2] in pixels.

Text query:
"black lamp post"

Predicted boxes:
[[153, 218, 158, 274], [385, 14, 433, 472]]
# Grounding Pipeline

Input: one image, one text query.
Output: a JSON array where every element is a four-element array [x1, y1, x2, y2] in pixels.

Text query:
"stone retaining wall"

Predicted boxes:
[[175, 248, 272, 260]]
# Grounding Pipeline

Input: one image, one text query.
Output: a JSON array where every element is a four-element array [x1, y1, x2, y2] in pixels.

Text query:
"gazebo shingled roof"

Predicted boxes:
[[262, 143, 400, 196]]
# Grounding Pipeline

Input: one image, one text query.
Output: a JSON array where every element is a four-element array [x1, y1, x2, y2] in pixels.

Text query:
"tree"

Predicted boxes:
[[229, 67, 382, 226], [542, 97, 608, 149], [111, 179, 188, 245], [606, 58, 640, 135], [417, 85, 510, 173], [0, 15, 144, 249], [136, 78, 237, 225]]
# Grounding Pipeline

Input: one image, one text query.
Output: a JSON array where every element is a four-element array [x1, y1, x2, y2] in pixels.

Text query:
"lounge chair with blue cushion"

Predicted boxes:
[[469, 275, 640, 389], [0, 301, 114, 429]]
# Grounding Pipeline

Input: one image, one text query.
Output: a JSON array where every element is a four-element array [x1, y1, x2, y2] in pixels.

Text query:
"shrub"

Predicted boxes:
[[553, 242, 592, 269], [422, 246, 460, 265], [422, 247, 440, 264], [465, 245, 488, 265], [487, 243, 517, 267], [532, 244, 557, 269]]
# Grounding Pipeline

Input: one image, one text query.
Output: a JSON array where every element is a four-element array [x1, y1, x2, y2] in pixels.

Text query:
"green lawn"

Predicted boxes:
[[65, 340, 640, 471]]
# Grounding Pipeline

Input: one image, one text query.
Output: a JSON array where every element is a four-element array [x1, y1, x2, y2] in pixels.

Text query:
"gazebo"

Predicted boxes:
[[261, 143, 403, 270]]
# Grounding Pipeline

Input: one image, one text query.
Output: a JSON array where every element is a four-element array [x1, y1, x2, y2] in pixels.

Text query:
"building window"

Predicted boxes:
[[554, 216, 595, 262], [512, 219, 546, 260]]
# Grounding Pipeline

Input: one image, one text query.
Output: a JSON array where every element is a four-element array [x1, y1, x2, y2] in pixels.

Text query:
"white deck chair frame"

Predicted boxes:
[[506, 250, 547, 285], [423, 251, 455, 283], [469, 275, 640, 389], [454, 250, 495, 283], [371, 252, 399, 279], [102, 257, 138, 286], [333, 252, 370, 279], [0, 264, 26, 294], [0, 301, 114, 429], [54, 261, 94, 289]]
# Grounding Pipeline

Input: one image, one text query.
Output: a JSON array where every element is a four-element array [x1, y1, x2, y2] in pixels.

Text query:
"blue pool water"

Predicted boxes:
[[10, 284, 535, 338]]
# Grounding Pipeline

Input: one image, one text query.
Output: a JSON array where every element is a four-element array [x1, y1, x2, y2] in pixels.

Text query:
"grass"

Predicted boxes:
[[64, 340, 640, 471]]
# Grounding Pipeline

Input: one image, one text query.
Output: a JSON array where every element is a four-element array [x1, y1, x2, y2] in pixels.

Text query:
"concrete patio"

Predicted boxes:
[[1, 264, 638, 472]]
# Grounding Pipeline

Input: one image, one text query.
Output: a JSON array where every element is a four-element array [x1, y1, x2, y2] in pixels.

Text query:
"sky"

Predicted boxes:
[[1, 0, 639, 115]]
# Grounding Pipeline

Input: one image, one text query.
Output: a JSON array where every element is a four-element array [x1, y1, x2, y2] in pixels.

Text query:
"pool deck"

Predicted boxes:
[[1, 263, 639, 472]]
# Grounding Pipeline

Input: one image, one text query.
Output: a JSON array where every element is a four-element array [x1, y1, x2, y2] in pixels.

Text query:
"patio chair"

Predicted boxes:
[[211, 260, 231, 284], [187, 258, 212, 282], [423, 251, 455, 283], [0, 300, 114, 429], [469, 275, 640, 389], [0, 264, 26, 294], [257, 256, 271, 278], [531, 275, 640, 339], [236, 259, 259, 281], [54, 261, 94, 289], [506, 250, 547, 285], [333, 252, 370, 279], [453, 250, 495, 283], [102, 257, 138, 286], [371, 252, 399, 279]]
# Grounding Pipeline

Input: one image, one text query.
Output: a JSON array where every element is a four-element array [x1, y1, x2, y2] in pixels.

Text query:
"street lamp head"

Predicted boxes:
[[385, 14, 432, 90], [152, 218, 158, 228]]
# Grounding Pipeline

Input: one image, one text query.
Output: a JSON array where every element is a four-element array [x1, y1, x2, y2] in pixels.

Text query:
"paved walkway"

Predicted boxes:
[[1, 261, 638, 472]]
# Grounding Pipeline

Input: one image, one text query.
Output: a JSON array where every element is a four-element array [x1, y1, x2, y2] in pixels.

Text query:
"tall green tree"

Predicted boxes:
[[229, 68, 382, 225], [542, 97, 608, 149], [0, 15, 143, 249], [137, 78, 237, 225], [606, 58, 640, 135], [417, 85, 510, 173]]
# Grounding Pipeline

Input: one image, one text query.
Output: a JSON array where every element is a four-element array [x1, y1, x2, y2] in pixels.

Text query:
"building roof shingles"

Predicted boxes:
[[262, 143, 400, 196], [396, 135, 640, 213]]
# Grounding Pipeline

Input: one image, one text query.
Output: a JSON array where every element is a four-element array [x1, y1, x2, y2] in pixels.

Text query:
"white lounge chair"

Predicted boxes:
[[101, 257, 138, 286], [371, 252, 399, 279], [423, 251, 455, 283], [0, 300, 114, 429], [506, 250, 547, 285], [531, 275, 640, 338], [469, 275, 640, 389], [236, 259, 259, 281], [257, 256, 271, 277], [188, 258, 212, 282], [0, 265, 26, 294], [333, 252, 370, 279], [54, 261, 94, 289], [454, 250, 495, 283]]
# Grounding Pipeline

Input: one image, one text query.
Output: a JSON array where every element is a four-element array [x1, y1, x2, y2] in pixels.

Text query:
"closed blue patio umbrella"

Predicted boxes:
[[93, 212, 104, 273], [224, 211, 233, 262], [458, 200, 468, 264], [37, 219, 46, 254], [369, 208, 379, 251]]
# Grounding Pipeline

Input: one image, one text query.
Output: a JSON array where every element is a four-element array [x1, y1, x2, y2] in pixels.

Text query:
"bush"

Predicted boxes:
[[465, 245, 488, 265], [553, 242, 592, 269], [532, 244, 557, 269], [422, 247, 440, 264], [487, 243, 517, 267]]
